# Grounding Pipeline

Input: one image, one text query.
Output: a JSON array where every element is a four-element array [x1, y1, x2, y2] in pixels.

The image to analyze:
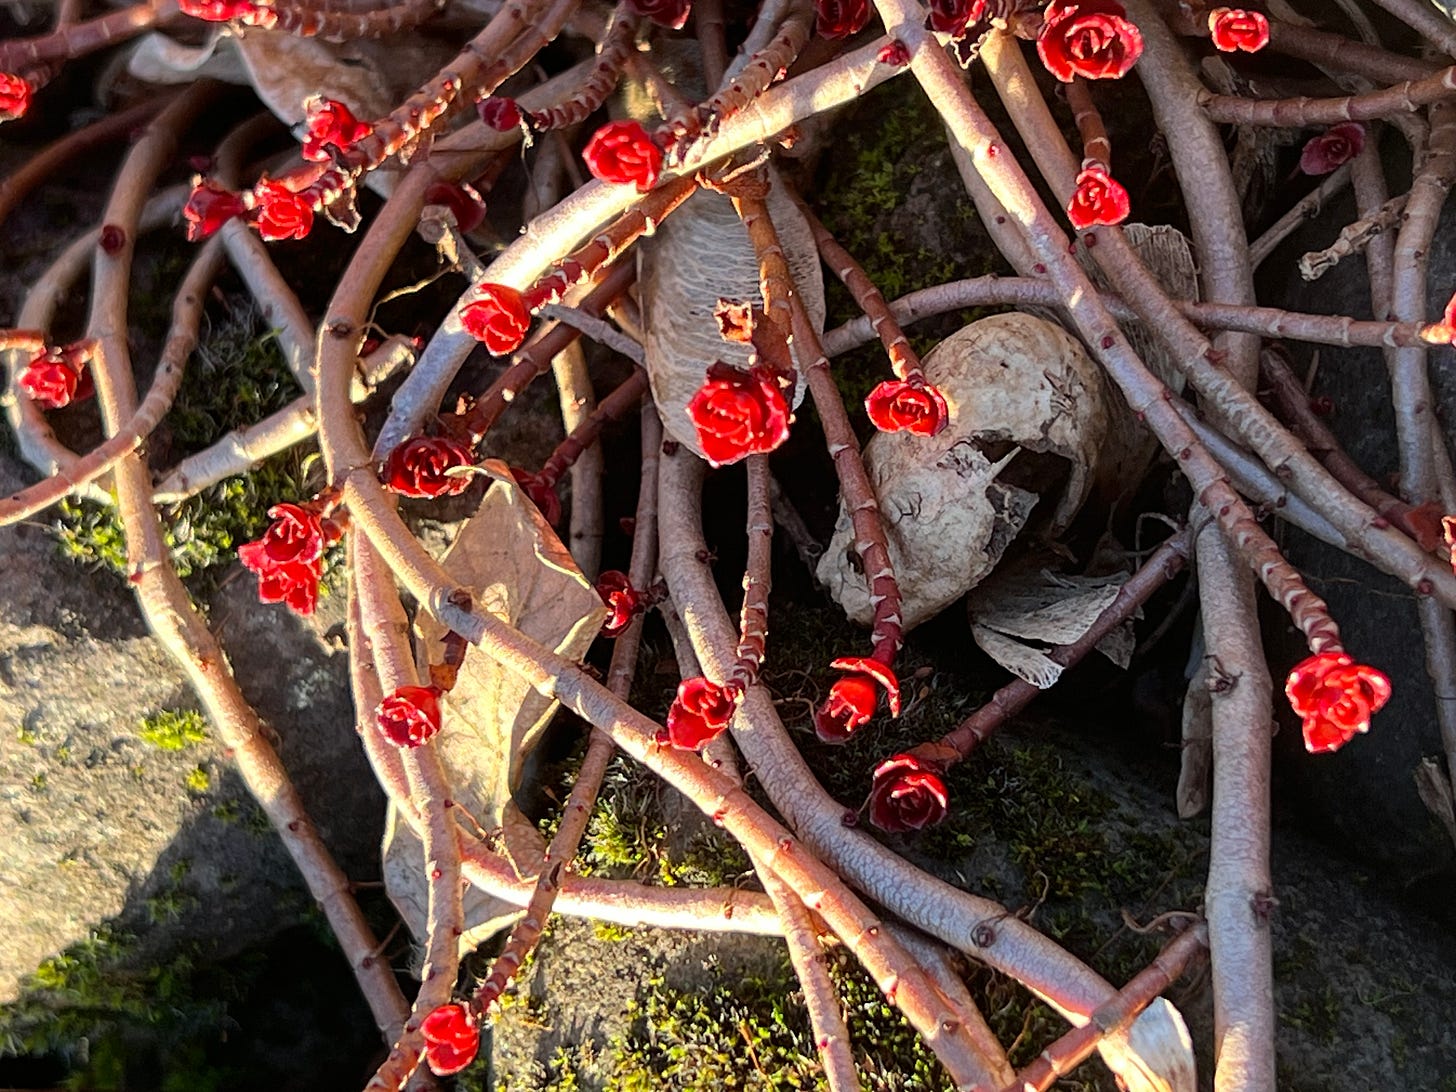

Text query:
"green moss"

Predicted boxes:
[[138, 709, 209, 751], [184, 767, 211, 794], [51, 307, 313, 585]]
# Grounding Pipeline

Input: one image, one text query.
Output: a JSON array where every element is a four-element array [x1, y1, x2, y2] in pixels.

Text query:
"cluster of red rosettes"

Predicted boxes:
[[626, 0, 693, 30], [582, 120, 663, 191], [686, 363, 792, 466], [865, 378, 949, 436], [814, 0, 871, 39], [1066, 161, 1131, 230], [178, 0, 276, 25], [1207, 7, 1269, 53], [0, 73, 32, 120], [237, 502, 338, 617], [1299, 122, 1366, 176], [1037, 0, 1144, 83], [868, 751, 950, 833], [375, 685, 445, 748], [382, 436, 476, 499], [478, 96, 523, 131], [595, 571, 646, 637], [665, 677, 743, 750], [301, 97, 372, 163], [421, 1002, 480, 1075], [16, 345, 94, 409], [459, 283, 531, 355], [182, 174, 317, 243], [1285, 650, 1391, 754], [815, 657, 901, 743]]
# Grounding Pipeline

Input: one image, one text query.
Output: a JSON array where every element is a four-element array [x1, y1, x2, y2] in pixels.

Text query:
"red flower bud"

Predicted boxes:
[[178, 0, 275, 24], [238, 503, 328, 617], [183, 178, 250, 241], [477, 96, 523, 131], [1207, 7, 1269, 53], [0, 73, 33, 120], [301, 96, 372, 162], [376, 685, 444, 748], [382, 436, 476, 499], [864, 378, 949, 436], [424, 181, 487, 233], [595, 571, 644, 637], [251, 177, 314, 241], [583, 120, 663, 191], [18, 352, 90, 409], [1065, 162, 1131, 229], [685, 363, 792, 467], [421, 1002, 479, 1075], [926, 0, 986, 37], [460, 283, 530, 355], [508, 466, 562, 526], [1299, 122, 1366, 176], [814, 0, 871, 39], [666, 677, 739, 750], [876, 40, 912, 66], [1036, 0, 1144, 83], [1285, 650, 1391, 754], [868, 753, 950, 833], [626, 0, 693, 30], [815, 657, 900, 743]]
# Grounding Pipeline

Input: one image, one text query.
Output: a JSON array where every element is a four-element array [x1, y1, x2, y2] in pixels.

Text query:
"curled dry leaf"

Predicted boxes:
[[818, 313, 1109, 631], [382, 461, 608, 958], [640, 168, 825, 462]]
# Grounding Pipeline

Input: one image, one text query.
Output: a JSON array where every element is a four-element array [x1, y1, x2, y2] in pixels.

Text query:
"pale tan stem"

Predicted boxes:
[[85, 83, 408, 1041], [474, 403, 661, 1012], [1249, 166, 1352, 270], [758, 864, 862, 1092], [551, 341, 604, 578], [354, 538, 466, 1092]]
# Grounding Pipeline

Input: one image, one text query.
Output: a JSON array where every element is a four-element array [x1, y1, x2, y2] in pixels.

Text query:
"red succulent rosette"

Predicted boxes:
[[424, 181, 487, 233], [666, 677, 741, 750], [877, 40, 912, 66], [1299, 122, 1366, 176], [460, 283, 531, 355], [926, 0, 986, 37], [183, 178, 250, 241], [626, 0, 693, 30], [1207, 7, 1269, 53], [478, 96, 523, 131], [179, 0, 276, 22], [376, 685, 444, 748], [814, 0, 871, 39], [1285, 650, 1392, 754], [595, 571, 644, 637], [1066, 162, 1131, 229], [382, 436, 476, 499], [238, 503, 327, 617], [583, 120, 663, 192], [868, 752, 950, 833], [815, 657, 901, 743], [250, 177, 315, 241], [301, 96, 372, 162], [0, 73, 32, 120], [508, 466, 563, 525], [686, 362, 792, 467], [18, 352, 92, 409], [864, 378, 949, 436], [421, 1002, 480, 1076], [1036, 0, 1144, 83]]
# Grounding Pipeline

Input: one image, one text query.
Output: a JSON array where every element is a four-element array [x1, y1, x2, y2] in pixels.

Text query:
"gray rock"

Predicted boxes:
[[1257, 149, 1456, 885], [0, 452, 382, 1001]]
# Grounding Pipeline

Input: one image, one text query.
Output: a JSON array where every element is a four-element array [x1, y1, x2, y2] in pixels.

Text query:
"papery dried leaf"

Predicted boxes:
[[1414, 757, 1456, 850], [235, 30, 395, 126], [383, 461, 607, 958], [968, 567, 1130, 663], [1100, 998, 1197, 1092], [125, 28, 251, 85], [641, 167, 824, 460]]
